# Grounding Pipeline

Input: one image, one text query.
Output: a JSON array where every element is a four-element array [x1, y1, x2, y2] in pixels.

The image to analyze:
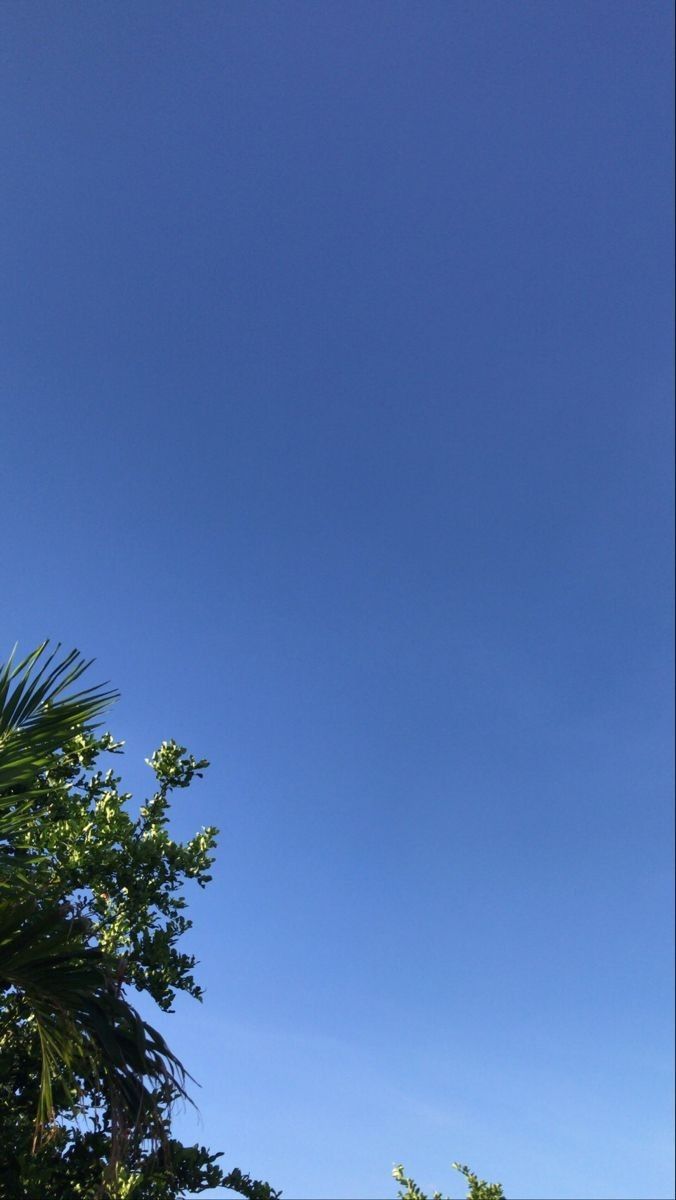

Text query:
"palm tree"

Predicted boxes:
[[0, 642, 188, 1143]]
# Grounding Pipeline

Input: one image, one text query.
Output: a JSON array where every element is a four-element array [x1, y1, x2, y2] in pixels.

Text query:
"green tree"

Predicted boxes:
[[393, 1161, 505, 1200], [0, 643, 279, 1200]]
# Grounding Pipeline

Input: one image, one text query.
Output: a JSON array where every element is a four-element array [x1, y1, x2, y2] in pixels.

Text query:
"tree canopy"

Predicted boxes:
[[0, 642, 277, 1199]]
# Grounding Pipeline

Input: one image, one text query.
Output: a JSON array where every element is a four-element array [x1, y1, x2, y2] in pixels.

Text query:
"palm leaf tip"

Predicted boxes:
[[0, 641, 118, 805]]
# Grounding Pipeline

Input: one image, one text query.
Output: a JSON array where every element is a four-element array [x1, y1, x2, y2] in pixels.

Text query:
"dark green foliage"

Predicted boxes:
[[0, 643, 276, 1199], [0, 898, 188, 1132], [220, 1168, 283, 1200]]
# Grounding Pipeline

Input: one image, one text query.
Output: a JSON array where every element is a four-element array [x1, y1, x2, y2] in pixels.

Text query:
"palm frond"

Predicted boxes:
[[0, 898, 189, 1136], [0, 641, 118, 833]]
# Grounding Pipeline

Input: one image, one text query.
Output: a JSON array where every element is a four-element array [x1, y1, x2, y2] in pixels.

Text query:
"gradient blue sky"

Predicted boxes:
[[1, 3, 674, 1197]]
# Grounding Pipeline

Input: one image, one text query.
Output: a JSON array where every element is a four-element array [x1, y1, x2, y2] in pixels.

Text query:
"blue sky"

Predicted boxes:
[[1, 2, 673, 1197]]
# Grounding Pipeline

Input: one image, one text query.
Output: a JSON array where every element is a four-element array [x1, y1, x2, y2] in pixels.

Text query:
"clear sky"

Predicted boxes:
[[1, 3, 673, 1197]]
